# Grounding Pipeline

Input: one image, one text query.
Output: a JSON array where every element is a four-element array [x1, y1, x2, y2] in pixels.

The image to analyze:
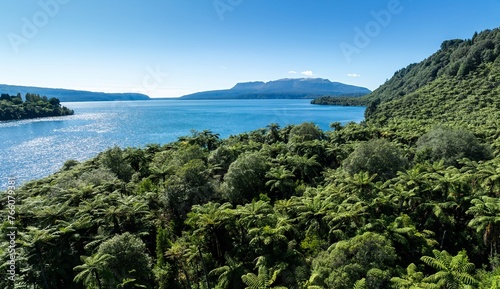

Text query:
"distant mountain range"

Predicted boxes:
[[0, 84, 150, 102], [180, 78, 371, 99]]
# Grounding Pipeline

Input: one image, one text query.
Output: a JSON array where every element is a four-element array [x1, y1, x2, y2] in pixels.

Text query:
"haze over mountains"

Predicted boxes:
[[0, 84, 150, 102], [180, 78, 371, 99]]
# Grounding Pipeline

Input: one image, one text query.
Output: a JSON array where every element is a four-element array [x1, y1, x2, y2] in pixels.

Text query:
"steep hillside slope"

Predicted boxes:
[[313, 28, 500, 126], [366, 28, 500, 104], [363, 28, 500, 149]]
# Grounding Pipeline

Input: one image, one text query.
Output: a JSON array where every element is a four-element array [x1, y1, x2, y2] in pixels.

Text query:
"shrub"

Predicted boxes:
[[343, 139, 408, 180], [415, 127, 492, 166]]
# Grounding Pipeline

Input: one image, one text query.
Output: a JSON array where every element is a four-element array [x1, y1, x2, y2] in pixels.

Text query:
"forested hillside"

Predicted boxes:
[[315, 28, 500, 129], [1, 28, 500, 289]]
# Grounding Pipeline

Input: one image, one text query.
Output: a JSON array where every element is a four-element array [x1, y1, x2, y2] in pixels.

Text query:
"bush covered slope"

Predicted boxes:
[[315, 28, 500, 134], [1, 28, 500, 289]]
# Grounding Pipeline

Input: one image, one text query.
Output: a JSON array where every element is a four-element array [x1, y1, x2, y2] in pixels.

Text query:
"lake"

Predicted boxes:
[[0, 99, 365, 185]]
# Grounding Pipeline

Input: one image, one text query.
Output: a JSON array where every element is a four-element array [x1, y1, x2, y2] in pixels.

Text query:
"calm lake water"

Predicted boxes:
[[0, 99, 365, 185]]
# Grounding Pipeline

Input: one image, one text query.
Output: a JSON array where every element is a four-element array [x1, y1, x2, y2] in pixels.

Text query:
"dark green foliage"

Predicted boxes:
[[288, 122, 323, 143], [208, 145, 237, 178], [2, 27, 500, 289], [314, 28, 500, 134], [312, 232, 397, 289], [366, 29, 499, 105], [0, 92, 73, 120], [343, 139, 408, 180], [311, 96, 369, 106], [420, 250, 478, 288], [61, 159, 80, 171], [179, 129, 221, 151], [223, 151, 269, 204], [415, 127, 492, 166], [99, 146, 135, 182], [97, 232, 153, 288]]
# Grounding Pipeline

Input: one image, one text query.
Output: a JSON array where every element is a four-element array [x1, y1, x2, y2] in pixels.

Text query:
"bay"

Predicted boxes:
[[0, 99, 365, 185]]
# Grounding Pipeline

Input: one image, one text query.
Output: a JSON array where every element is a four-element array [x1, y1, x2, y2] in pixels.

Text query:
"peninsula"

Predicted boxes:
[[0, 93, 74, 121]]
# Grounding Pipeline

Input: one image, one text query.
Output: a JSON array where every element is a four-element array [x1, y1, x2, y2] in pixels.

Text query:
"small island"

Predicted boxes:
[[0, 93, 74, 121]]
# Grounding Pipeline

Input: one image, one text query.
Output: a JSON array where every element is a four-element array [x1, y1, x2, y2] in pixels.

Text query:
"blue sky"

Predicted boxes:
[[1, 0, 499, 98]]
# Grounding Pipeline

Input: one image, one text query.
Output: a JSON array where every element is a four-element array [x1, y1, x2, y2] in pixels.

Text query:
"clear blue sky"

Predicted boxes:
[[1, 0, 499, 98]]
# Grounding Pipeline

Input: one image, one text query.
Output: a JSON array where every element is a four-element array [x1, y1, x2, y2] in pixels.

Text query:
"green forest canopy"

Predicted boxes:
[[0, 93, 74, 121], [1, 28, 500, 288]]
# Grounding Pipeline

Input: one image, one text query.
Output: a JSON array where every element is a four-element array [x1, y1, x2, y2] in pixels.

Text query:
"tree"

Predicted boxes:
[[0, 93, 72, 120], [18, 226, 61, 289], [165, 240, 192, 289], [124, 147, 148, 177], [149, 150, 175, 183], [467, 196, 500, 260], [288, 122, 323, 143], [343, 139, 408, 181], [415, 127, 492, 166], [49, 97, 60, 106], [284, 154, 322, 184], [353, 278, 367, 289], [248, 214, 293, 258], [265, 123, 282, 144], [223, 152, 269, 204], [180, 129, 221, 151], [241, 264, 288, 289], [420, 250, 478, 288], [99, 146, 134, 182], [292, 193, 333, 241], [164, 158, 213, 221], [154, 226, 176, 289], [390, 263, 438, 289], [311, 232, 396, 289], [208, 145, 237, 178], [210, 254, 248, 289], [265, 166, 296, 199], [476, 159, 500, 196], [236, 200, 275, 230], [185, 202, 233, 262], [11, 94, 23, 104], [339, 171, 378, 200], [97, 232, 153, 288], [73, 253, 113, 289]]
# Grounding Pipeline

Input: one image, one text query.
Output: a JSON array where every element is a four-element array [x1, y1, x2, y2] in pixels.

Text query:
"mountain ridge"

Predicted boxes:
[[180, 78, 371, 99], [0, 84, 150, 102]]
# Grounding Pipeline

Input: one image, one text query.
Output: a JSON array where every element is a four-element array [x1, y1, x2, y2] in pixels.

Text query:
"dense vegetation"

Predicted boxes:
[[2, 28, 500, 288], [0, 93, 74, 121], [310, 96, 369, 106], [314, 28, 500, 127]]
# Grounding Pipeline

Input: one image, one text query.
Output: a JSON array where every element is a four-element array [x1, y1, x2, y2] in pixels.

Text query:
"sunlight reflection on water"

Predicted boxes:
[[0, 99, 365, 186]]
